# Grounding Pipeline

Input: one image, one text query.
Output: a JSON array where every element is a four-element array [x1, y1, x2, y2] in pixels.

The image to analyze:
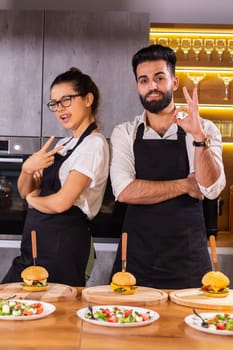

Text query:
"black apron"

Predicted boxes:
[[2, 122, 97, 286], [112, 123, 211, 289]]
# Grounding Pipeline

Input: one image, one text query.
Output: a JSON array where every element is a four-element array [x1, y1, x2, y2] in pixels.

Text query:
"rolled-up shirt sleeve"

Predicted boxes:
[[110, 122, 136, 199], [191, 118, 226, 199]]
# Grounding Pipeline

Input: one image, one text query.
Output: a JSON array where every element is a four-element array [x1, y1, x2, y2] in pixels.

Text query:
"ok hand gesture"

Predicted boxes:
[[173, 86, 205, 140]]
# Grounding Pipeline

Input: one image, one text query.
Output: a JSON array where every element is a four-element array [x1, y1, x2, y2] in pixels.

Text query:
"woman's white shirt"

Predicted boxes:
[[56, 133, 109, 219]]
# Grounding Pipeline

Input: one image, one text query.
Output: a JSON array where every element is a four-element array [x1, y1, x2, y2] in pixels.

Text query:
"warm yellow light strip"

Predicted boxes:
[[150, 27, 233, 37], [178, 103, 233, 110], [176, 67, 233, 74]]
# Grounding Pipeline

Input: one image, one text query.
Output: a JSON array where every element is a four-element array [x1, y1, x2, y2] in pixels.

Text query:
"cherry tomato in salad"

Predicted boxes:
[[124, 309, 132, 318], [102, 309, 111, 317], [23, 309, 34, 316], [216, 322, 226, 330], [108, 314, 117, 323], [31, 303, 44, 314], [141, 312, 150, 321]]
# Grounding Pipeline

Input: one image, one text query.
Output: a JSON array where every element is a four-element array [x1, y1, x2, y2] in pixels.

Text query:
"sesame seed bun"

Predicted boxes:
[[21, 266, 49, 292], [21, 266, 49, 281], [201, 271, 230, 288], [110, 272, 137, 295], [112, 272, 136, 286], [201, 271, 230, 298]]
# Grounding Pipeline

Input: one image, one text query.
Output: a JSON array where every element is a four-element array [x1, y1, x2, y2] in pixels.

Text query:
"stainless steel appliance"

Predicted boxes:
[[0, 136, 40, 236]]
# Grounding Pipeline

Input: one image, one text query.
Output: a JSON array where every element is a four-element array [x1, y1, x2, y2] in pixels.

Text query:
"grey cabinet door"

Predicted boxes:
[[42, 11, 149, 138], [0, 10, 43, 136]]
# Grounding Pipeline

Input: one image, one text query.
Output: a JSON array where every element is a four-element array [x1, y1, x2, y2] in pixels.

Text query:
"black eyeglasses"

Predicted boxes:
[[47, 94, 82, 112]]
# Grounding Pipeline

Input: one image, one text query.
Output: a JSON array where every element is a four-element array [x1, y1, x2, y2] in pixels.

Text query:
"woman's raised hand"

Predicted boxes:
[[22, 136, 63, 175]]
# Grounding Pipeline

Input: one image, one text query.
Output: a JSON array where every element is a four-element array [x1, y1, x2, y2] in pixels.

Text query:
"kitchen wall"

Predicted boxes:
[[0, 10, 149, 138], [0, 0, 232, 25]]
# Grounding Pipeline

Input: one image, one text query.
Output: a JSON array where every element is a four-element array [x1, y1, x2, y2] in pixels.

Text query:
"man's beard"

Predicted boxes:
[[139, 89, 173, 113]]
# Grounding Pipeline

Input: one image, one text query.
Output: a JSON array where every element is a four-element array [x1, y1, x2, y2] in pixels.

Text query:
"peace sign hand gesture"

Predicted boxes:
[[22, 136, 63, 175]]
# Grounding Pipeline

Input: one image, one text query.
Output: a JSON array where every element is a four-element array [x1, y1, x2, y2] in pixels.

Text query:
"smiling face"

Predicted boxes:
[[50, 82, 94, 137], [136, 60, 179, 114]]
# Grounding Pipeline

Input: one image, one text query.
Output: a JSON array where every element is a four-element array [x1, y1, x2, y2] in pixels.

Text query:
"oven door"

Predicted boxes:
[[0, 155, 28, 235]]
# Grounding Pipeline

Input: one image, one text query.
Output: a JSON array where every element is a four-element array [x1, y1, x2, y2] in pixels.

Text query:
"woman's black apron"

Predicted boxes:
[[111, 123, 211, 289], [2, 122, 97, 286]]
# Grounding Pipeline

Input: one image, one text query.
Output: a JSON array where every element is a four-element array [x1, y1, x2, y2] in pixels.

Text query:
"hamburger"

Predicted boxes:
[[200, 271, 230, 298], [110, 271, 137, 295], [21, 266, 49, 292]]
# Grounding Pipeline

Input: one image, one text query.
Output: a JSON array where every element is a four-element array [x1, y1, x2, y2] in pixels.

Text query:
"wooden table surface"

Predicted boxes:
[[1, 287, 233, 350]]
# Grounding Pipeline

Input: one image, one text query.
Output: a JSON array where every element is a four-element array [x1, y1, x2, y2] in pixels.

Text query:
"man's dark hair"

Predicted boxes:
[[132, 44, 176, 79]]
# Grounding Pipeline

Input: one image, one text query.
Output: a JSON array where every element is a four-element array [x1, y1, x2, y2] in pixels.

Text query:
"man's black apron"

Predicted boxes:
[[2, 122, 97, 286], [112, 123, 211, 289]]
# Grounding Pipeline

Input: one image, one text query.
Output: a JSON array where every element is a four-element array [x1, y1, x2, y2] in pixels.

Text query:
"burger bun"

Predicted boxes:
[[110, 271, 137, 295], [112, 271, 136, 286], [202, 290, 229, 298], [21, 265, 49, 292], [201, 271, 230, 298], [21, 285, 48, 292]]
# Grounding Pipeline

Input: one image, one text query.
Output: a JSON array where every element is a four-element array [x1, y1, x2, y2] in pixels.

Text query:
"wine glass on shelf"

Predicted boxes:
[[158, 38, 169, 46], [227, 39, 233, 61], [192, 38, 203, 61], [204, 39, 214, 62], [169, 38, 180, 53], [218, 74, 233, 101], [187, 73, 206, 93], [180, 38, 191, 60], [215, 39, 226, 63]]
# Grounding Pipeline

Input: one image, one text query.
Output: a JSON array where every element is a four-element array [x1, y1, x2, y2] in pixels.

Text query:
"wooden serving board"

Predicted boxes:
[[82, 285, 168, 306], [170, 288, 233, 310], [0, 282, 77, 302]]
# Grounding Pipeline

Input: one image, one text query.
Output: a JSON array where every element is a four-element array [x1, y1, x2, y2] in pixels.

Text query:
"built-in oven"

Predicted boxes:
[[0, 136, 40, 236]]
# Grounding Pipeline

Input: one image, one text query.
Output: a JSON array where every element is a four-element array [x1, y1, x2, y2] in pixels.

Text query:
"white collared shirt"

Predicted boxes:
[[110, 111, 226, 200], [55, 133, 109, 219]]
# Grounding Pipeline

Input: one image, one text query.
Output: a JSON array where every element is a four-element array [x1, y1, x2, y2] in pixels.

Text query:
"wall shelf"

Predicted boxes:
[[149, 23, 233, 234]]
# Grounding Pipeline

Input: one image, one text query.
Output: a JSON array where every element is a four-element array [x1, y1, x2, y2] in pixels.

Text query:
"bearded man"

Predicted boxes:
[[110, 44, 225, 289]]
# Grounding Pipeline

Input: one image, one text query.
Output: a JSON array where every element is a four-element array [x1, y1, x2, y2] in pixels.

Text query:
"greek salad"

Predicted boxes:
[[0, 300, 44, 317], [85, 306, 152, 323], [204, 313, 233, 331]]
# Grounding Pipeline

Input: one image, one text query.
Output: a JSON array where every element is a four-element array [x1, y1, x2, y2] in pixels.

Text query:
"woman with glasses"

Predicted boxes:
[[2, 67, 109, 286]]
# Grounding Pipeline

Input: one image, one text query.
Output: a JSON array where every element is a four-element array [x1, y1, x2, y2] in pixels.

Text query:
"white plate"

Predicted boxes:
[[77, 305, 159, 327], [185, 312, 233, 336], [0, 300, 56, 321]]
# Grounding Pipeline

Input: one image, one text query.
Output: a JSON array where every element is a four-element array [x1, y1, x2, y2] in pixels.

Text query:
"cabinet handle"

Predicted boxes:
[[0, 157, 23, 163]]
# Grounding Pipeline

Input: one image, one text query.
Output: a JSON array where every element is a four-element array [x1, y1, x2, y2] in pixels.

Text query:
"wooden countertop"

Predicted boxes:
[[1, 287, 233, 350]]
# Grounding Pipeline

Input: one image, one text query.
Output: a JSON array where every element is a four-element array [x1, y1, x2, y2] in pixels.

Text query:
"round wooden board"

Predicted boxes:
[[82, 285, 168, 306], [170, 288, 233, 310], [0, 282, 77, 302]]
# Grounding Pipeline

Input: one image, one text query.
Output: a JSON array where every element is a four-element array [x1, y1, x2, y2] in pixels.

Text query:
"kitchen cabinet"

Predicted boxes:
[[0, 11, 43, 137], [42, 11, 149, 138], [0, 10, 149, 139], [150, 24, 233, 234]]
